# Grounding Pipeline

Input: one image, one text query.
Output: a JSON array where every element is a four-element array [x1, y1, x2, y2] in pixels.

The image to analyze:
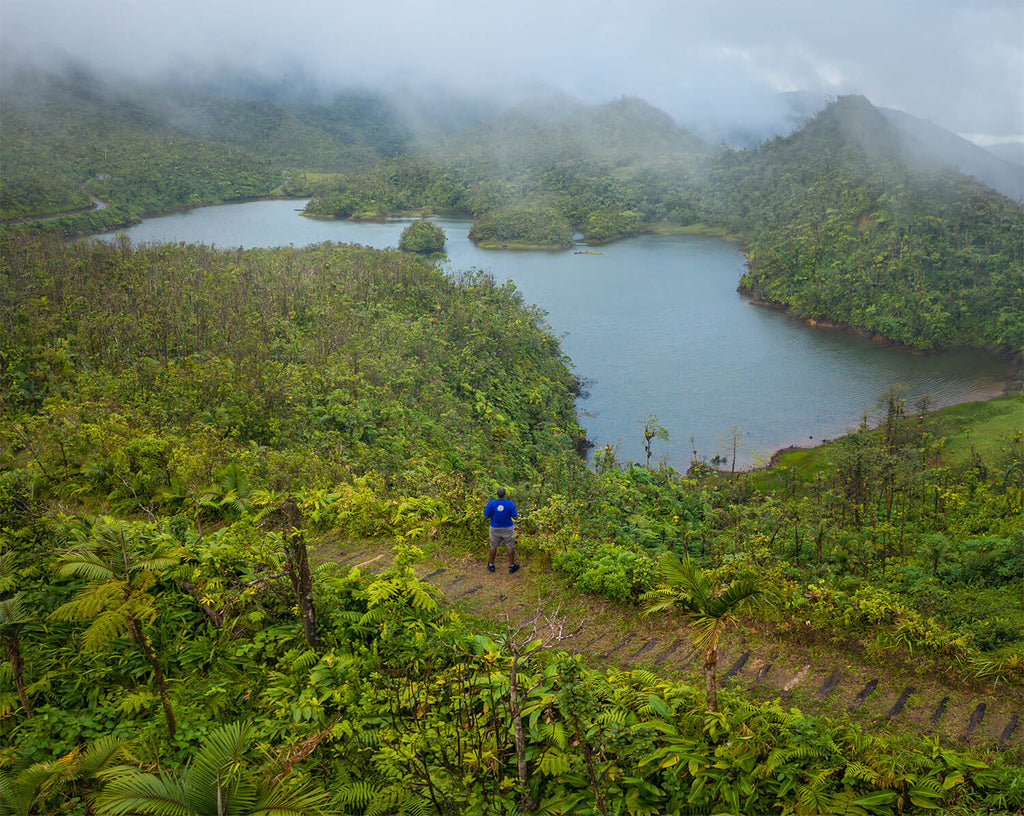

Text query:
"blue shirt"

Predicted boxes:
[[484, 498, 517, 528]]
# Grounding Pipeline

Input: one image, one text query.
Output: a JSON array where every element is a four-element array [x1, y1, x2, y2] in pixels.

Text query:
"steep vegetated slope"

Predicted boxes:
[[722, 97, 1024, 355], [1, 235, 1022, 815], [879, 106, 1024, 203], [0, 71, 279, 227]]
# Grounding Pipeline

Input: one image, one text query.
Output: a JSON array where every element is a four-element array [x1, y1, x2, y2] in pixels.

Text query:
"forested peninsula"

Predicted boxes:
[[2, 68, 1023, 815]]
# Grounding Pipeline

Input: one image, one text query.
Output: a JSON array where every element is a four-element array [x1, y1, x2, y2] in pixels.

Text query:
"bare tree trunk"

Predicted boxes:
[[131, 619, 176, 738], [503, 655, 536, 814], [569, 711, 610, 816], [705, 646, 718, 713], [508, 654, 537, 813], [283, 498, 320, 651], [7, 638, 33, 718]]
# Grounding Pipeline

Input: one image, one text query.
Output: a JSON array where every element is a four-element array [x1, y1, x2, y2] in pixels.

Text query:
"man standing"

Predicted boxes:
[[483, 487, 519, 573]]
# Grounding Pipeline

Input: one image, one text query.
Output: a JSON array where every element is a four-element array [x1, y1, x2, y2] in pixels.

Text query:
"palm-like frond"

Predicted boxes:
[[250, 782, 333, 816], [0, 594, 31, 631], [92, 772, 192, 816], [55, 548, 117, 581], [135, 549, 187, 573], [657, 552, 712, 608], [688, 615, 725, 653], [185, 722, 256, 815], [705, 579, 763, 618], [94, 723, 332, 816]]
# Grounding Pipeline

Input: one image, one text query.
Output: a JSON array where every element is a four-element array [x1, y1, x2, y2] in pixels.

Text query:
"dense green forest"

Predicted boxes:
[[303, 96, 1023, 357], [0, 69, 414, 231], [720, 97, 1024, 353], [3, 70, 1021, 357], [302, 97, 710, 248], [1, 235, 1022, 814]]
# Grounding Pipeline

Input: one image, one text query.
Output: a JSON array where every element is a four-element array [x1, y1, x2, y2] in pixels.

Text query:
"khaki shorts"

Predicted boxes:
[[489, 525, 515, 548]]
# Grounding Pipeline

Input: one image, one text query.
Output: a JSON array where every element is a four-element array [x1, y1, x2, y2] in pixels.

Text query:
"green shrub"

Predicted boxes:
[[551, 539, 655, 602], [398, 219, 446, 254]]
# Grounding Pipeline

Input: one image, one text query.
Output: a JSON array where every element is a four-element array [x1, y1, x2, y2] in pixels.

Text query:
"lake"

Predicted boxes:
[[101, 199, 1017, 468]]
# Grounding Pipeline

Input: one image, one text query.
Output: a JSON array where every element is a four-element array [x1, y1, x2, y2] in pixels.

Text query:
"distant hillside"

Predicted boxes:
[[437, 95, 712, 166], [984, 141, 1024, 168], [718, 96, 1024, 355], [880, 107, 1024, 202], [0, 66, 423, 224], [156, 90, 411, 171], [305, 96, 714, 246]]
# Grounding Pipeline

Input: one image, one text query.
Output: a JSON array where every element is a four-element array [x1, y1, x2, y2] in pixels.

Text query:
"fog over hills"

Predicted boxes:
[[3, 0, 1020, 149], [880, 108, 1024, 202], [984, 142, 1024, 169]]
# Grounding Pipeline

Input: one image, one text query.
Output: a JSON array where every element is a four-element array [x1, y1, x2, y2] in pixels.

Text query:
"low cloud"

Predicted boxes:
[[2, 0, 1021, 143]]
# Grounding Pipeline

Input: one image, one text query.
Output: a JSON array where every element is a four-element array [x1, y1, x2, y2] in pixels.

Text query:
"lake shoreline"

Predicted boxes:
[[741, 291, 1024, 371], [94, 200, 1020, 469]]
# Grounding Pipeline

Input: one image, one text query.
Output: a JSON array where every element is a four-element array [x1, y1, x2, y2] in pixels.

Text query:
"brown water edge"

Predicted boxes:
[[741, 292, 1024, 368]]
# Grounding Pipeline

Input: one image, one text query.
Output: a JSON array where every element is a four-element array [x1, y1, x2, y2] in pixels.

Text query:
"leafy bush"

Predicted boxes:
[[398, 219, 446, 254], [960, 535, 1024, 588], [550, 539, 655, 602]]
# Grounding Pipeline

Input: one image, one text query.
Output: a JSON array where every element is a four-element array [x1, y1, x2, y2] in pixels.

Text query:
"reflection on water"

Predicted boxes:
[[101, 200, 1017, 468]]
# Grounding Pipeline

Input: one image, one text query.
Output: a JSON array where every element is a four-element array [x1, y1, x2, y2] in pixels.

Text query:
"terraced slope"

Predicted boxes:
[[316, 538, 1023, 753]]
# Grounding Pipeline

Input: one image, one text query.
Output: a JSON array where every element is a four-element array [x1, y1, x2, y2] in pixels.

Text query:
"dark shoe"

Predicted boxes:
[[509, 563, 520, 574], [487, 563, 496, 573]]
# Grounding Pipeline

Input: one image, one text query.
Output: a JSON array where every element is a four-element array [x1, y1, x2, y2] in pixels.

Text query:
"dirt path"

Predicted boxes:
[[314, 537, 1023, 753]]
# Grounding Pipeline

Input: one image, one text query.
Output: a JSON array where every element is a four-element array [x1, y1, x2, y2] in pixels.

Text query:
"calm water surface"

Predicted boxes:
[[102, 199, 1017, 468]]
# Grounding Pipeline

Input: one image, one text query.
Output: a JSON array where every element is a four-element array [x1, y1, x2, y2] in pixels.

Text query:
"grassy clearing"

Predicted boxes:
[[755, 394, 1023, 490], [934, 395, 1024, 465]]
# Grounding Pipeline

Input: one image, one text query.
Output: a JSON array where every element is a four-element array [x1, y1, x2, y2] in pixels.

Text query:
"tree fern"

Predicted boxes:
[[82, 609, 133, 652]]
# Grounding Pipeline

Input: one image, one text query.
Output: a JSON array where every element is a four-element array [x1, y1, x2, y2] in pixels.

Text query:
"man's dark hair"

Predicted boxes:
[[496, 487, 506, 498]]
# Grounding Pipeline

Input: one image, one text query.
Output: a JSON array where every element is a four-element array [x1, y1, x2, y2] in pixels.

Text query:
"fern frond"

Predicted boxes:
[[82, 611, 132, 651], [539, 749, 571, 776], [842, 762, 879, 785], [407, 583, 438, 612], [118, 691, 159, 716], [50, 582, 128, 622], [0, 594, 32, 629], [290, 650, 320, 673], [364, 788, 429, 816], [336, 780, 382, 806]]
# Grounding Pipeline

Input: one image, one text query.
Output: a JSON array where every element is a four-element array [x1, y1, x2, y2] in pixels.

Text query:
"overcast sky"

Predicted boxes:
[[3, 0, 1022, 144]]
